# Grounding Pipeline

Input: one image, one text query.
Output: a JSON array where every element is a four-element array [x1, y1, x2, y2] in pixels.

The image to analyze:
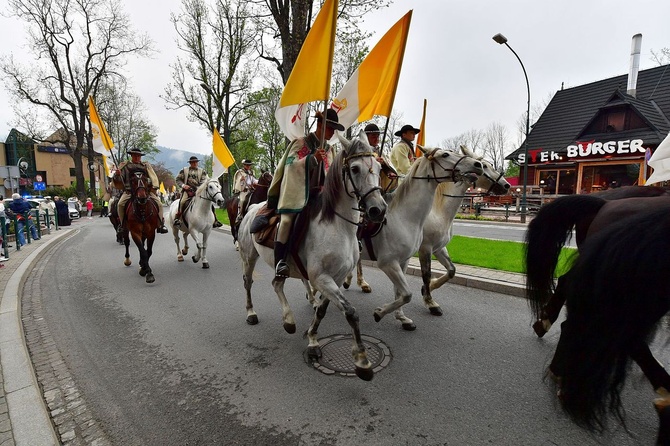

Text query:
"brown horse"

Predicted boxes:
[[226, 171, 272, 244], [115, 172, 161, 283]]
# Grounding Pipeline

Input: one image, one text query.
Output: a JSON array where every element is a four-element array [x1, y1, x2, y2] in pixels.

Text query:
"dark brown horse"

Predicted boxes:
[[114, 172, 161, 283], [539, 206, 670, 443], [226, 171, 272, 244]]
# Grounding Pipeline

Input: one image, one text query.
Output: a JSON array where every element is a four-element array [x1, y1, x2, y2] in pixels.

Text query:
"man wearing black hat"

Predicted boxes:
[[113, 148, 169, 233], [267, 108, 344, 278], [390, 124, 420, 179], [365, 123, 399, 193], [174, 155, 209, 227], [233, 159, 258, 226]]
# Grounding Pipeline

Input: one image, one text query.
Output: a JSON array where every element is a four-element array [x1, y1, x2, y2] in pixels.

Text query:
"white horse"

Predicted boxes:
[[416, 145, 511, 315], [237, 130, 387, 381], [167, 179, 225, 268], [356, 146, 483, 330]]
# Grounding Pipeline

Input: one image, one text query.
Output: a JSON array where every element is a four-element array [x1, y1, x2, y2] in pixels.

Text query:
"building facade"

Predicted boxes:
[[506, 63, 670, 195]]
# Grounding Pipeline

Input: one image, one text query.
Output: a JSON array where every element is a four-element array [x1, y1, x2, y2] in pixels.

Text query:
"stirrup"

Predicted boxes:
[[275, 260, 290, 278], [158, 224, 169, 234]]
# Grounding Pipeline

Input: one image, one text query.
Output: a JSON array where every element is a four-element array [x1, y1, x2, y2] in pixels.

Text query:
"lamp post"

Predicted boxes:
[[493, 33, 531, 223]]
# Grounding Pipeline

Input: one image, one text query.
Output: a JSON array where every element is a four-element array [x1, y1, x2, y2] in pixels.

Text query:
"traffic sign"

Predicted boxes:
[[3, 178, 19, 189]]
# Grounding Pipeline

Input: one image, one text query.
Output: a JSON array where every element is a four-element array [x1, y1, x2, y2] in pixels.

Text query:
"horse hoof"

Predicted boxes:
[[283, 322, 296, 334], [202, 262, 209, 269], [181, 249, 188, 255], [402, 322, 417, 331], [192, 256, 197, 263], [532, 320, 548, 338], [124, 258, 131, 266], [139, 268, 147, 277], [177, 255, 184, 262], [246, 315, 259, 325], [373, 311, 382, 323], [355, 367, 374, 381], [307, 346, 322, 359], [361, 285, 372, 293], [343, 282, 350, 289], [428, 306, 443, 316], [146, 274, 155, 284]]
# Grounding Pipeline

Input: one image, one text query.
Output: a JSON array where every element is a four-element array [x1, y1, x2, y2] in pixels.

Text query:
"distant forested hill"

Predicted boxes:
[[151, 146, 206, 175]]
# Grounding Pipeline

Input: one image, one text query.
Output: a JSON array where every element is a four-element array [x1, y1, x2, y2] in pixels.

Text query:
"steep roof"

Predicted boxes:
[[506, 64, 670, 160]]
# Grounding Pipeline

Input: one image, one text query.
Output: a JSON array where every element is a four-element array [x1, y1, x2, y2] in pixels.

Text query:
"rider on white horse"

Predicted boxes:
[[233, 159, 259, 226], [174, 156, 222, 228], [365, 123, 399, 194], [390, 124, 420, 184], [267, 109, 343, 279]]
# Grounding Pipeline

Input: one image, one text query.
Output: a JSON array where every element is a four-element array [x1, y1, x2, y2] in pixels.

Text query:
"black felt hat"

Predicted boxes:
[[394, 124, 420, 137], [364, 123, 380, 134], [189, 156, 200, 162], [315, 109, 345, 131], [127, 148, 145, 156]]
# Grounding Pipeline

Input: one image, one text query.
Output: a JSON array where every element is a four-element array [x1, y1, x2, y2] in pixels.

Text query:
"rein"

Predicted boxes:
[[410, 149, 471, 183], [339, 151, 383, 225]]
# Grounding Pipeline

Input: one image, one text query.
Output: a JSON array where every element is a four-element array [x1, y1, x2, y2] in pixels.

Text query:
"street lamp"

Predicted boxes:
[[493, 32, 531, 223]]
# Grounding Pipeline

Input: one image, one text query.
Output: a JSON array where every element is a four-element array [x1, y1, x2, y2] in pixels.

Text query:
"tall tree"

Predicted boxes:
[[164, 0, 259, 193], [482, 122, 508, 172], [0, 0, 153, 198]]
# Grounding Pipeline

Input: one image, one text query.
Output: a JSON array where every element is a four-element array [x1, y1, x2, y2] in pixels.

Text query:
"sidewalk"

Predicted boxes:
[[0, 222, 525, 446]]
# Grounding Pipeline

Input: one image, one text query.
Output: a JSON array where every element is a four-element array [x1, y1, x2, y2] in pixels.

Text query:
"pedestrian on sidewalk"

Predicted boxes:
[[86, 198, 93, 218]]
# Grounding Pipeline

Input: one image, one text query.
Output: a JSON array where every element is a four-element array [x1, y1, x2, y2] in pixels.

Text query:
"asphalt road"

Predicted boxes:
[[32, 218, 656, 445], [452, 220, 578, 248]]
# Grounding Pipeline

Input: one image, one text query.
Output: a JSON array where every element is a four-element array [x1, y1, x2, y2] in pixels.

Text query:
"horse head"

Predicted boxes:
[[201, 179, 225, 208], [336, 130, 387, 223], [460, 145, 511, 195], [415, 145, 484, 184], [131, 172, 149, 203]]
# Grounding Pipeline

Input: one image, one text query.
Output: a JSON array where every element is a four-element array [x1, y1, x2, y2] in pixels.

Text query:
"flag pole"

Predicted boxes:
[[380, 115, 392, 156]]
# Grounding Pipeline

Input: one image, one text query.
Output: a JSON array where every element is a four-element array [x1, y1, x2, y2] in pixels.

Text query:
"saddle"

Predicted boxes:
[[250, 203, 312, 279]]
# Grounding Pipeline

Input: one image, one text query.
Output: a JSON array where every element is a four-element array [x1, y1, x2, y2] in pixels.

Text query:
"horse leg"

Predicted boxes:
[[630, 341, 670, 393], [173, 227, 184, 262], [241, 246, 260, 325], [418, 248, 442, 316], [654, 394, 670, 445], [343, 270, 353, 289], [271, 278, 297, 334], [123, 231, 131, 266], [356, 258, 372, 293], [374, 263, 416, 331], [302, 279, 319, 306], [307, 279, 373, 381], [428, 247, 456, 291], [144, 236, 155, 283], [181, 232, 189, 256], [533, 273, 568, 338], [191, 230, 202, 264], [199, 231, 210, 269]]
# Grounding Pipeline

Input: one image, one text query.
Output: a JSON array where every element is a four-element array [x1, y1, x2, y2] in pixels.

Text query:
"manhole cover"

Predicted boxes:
[[304, 334, 392, 377]]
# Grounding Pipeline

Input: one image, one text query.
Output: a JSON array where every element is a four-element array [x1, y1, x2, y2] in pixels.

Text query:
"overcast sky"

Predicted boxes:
[[1, 0, 669, 156]]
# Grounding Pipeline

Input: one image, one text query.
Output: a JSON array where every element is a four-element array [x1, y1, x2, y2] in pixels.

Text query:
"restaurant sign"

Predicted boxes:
[[518, 139, 647, 164]]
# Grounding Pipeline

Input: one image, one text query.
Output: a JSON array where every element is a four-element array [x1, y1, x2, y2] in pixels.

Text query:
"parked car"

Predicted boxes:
[[67, 200, 81, 219]]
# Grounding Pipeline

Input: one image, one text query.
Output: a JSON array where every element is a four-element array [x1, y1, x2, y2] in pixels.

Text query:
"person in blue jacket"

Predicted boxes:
[[8, 193, 40, 245]]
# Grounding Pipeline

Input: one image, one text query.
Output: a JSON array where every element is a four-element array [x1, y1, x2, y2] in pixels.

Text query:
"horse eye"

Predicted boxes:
[[351, 165, 360, 174], [442, 152, 450, 158]]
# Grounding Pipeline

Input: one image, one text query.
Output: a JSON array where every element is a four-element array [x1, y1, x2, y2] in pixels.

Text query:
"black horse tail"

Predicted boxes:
[[557, 208, 670, 431], [524, 194, 607, 318]]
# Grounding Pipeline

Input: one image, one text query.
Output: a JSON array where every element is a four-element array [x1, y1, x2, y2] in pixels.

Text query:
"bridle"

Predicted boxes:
[[198, 179, 224, 202], [336, 150, 382, 226], [410, 148, 475, 184]]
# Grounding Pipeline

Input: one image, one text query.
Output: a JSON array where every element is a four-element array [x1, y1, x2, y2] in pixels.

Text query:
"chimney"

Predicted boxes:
[[627, 33, 642, 97]]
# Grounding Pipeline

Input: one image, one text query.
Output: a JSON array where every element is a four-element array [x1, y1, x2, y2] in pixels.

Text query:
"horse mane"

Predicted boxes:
[[432, 182, 461, 209], [196, 178, 215, 195], [389, 154, 424, 212], [558, 206, 670, 430], [318, 146, 346, 223]]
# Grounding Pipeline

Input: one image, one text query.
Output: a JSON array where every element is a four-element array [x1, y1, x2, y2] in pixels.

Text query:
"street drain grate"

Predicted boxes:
[[304, 334, 392, 377]]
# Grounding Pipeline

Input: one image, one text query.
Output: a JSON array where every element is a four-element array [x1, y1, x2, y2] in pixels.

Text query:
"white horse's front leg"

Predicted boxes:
[[272, 278, 296, 334], [356, 258, 372, 293], [429, 247, 456, 291], [190, 230, 202, 264], [374, 262, 416, 331], [199, 231, 209, 269], [302, 279, 319, 306], [173, 227, 184, 262], [181, 232, 189, 256]]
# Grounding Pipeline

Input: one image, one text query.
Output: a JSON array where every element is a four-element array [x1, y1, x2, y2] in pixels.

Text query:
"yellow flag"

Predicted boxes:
[[275, 0, 339, 139], [279, 0, 338, 107], [415, 99, 426, 158], [102, 154, 112, 177], [88, 96, 114, 156], [159, 182, 166, 195], [212, 128, 235, 178], [332, 11, 413, 128]]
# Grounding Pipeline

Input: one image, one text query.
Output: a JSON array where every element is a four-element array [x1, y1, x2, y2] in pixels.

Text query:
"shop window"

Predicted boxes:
[[582, 163, 640, 194], [538, 169, 575, 195]]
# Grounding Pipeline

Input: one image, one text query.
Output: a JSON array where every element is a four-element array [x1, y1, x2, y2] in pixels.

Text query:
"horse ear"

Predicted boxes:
[[460, 144, 482, 161], [338, 132, 352, 154], [358, 129, 368, 145], [416, 144, 428, 156]]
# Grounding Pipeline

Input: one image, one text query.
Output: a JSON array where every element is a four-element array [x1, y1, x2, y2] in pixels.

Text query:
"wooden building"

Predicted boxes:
[[506, 61, 670, 195]]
